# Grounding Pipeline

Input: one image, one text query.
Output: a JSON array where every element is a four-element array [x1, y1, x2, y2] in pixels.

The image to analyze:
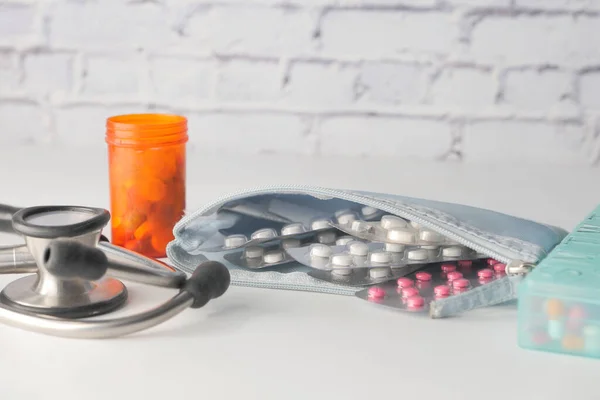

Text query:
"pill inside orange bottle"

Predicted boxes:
[[105, 114, 188, 258]]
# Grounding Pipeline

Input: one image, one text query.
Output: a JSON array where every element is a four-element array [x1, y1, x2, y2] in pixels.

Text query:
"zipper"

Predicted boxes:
[[173, 184, 539, 276]]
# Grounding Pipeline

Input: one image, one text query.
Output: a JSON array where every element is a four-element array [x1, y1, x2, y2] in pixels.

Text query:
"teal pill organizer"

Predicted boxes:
[[518, 203, 600, 359]]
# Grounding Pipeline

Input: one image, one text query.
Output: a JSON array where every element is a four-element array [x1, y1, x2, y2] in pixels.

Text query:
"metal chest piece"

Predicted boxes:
[[0, 206, 127, 318]]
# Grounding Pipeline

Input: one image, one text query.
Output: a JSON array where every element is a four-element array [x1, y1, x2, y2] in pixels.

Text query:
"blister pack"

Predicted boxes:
[[355, 258, 507, 313], [285, 240, 487, 286], [332, 212, 459, 247], [179, 210, 343, 254], [223, 242, 295, 269], [222, 230, 347, 270]]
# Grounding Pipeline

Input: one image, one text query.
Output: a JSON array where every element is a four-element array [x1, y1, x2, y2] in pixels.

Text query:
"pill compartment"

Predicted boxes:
[[355, 258, 500, 312], [518, 206, 600, 359]]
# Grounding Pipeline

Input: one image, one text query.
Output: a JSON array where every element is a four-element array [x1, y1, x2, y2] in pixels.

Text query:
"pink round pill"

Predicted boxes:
[[569, 305, 586, 320], [487, 258, 499, 266], [406, 295, 425, 309], [441, 264, 456, 273], [458, 260, 473, 268], [532, 331, 551, 345], [434, 285, 451, 297], [478, 277, 493, 285], [416, 271, 432, 281], [396, 277, 414, 288], [477, 268, 493, 279], [493, 263, 506, 274], [368, 286, 386, 299], [453, 287, 468, 294], [452, 278, 470, 289], [447, 271, 463, 282], [402, 287, 420, 299]]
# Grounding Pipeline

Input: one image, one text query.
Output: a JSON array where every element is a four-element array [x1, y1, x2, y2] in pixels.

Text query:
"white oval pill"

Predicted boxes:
[[336, 212, 357, 226], [331, 254, 353, 267], [332, 267, 353, 276], [380, 215, 408, 230], [407, 249, 429, 261], [311, 219, 331, 231], [251, 228, 278, 240], [351, 220, 372, 233], [385, 243, 406, 253], [244, 246, 264, 259], [310, 244, 333, 258], [281, 223, 306, 236], [361, 206, 379, 218], [420, 229, 445, 243], [335, 236, 355, 246], [442, 246, 463, 257], [369, 250, 392, 264], [282, 239, 302, 249], [369, 267, 391, 279], [264, 250, 285, 264], [317, 231, 337, 244], [386, 228, 415, 244], [348, 241, 369, 256], [224, 234, 247, 248], [410, 221, 421, 229]]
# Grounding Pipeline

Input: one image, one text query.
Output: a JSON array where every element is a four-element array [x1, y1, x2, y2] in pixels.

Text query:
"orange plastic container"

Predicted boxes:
[[105, 114, 188, 258]]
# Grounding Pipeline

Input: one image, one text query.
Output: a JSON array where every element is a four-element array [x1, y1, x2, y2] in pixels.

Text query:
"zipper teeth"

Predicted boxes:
[[176, 185, 514, 264]]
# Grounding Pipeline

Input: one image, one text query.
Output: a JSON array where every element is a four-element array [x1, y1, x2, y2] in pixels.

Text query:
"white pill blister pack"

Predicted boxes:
[[222, 231, 347, 269], [331, 212, 460, 247], [285, 240, 488, 286], [185, 214, 341, 254], [223, 242, 295, 269]]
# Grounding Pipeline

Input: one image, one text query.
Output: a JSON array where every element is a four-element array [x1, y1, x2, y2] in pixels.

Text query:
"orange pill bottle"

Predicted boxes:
[[105, 114, 188, 258]]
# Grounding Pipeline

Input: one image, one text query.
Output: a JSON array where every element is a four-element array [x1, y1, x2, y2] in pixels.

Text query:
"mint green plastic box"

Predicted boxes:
[[518, 205, 600, 359]]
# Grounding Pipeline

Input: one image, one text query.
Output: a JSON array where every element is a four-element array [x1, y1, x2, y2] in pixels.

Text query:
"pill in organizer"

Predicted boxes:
[[285, 240, 487, 286], [355, 258, 498, 312], [517, 202, 600, 360]]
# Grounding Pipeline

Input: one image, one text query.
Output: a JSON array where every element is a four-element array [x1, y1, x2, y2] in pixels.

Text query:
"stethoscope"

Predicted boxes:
[[0, 203, 230, 339]]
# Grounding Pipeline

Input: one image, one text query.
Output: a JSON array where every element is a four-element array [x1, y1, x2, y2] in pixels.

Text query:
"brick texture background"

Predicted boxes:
[[1, 0, 599, 165]]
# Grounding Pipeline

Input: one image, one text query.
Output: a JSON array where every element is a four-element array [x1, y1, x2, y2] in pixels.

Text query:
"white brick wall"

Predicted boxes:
[[0, 0, 599, 165]]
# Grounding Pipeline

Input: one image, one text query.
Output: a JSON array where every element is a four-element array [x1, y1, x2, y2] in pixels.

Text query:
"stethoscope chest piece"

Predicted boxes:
[[1, 205, 128, 318], [0, 203, 231, 339]]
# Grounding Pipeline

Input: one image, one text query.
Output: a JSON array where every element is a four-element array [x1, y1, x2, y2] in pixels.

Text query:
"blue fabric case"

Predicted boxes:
[[166, 185, 568, 318]]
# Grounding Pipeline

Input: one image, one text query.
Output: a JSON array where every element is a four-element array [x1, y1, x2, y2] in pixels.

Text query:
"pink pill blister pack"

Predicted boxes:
[[355, 258, 508, 312], [285, 240, 488, 286]]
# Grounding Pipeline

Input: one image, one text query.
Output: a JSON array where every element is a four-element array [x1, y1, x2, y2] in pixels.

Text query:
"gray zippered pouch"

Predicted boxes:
[[166, 185, 568, 318]]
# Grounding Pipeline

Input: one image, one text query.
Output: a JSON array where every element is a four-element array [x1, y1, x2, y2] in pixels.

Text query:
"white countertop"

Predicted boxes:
[[1, 146, 600, 400]]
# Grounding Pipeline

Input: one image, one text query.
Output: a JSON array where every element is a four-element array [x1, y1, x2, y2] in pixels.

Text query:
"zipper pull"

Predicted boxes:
[[506, 259, 535, 276]]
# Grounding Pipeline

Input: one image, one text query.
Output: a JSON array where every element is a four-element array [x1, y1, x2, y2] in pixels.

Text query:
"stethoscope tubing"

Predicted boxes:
[[0, 291, 194, 339]]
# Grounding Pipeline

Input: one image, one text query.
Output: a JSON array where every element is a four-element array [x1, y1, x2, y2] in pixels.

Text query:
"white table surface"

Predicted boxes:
[[1, 146, 600, 400]]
